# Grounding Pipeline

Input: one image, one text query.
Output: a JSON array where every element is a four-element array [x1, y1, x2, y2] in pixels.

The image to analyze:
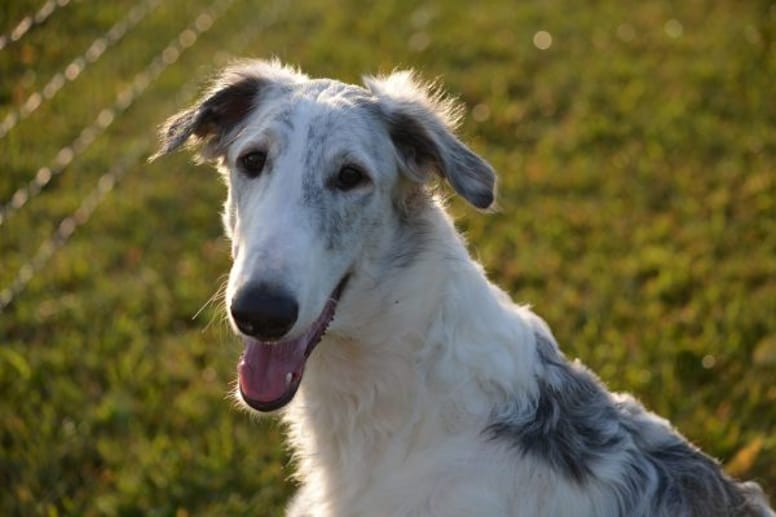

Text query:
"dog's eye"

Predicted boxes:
[[334, 166, 366, 191], [239, 151, 267, 177]]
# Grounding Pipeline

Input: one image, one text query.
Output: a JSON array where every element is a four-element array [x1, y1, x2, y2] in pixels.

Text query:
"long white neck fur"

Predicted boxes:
[[283, 202, 546, 509]]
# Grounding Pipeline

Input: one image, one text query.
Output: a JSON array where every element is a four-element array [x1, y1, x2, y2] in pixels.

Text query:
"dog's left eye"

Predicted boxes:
[[239, 151, 267, 177], [334, 166, 367, 191]]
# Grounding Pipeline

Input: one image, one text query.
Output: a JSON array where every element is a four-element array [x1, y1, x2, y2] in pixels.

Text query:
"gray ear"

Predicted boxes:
[[151, 59, 306, 161], [151, 74, 265, 161], [364, 71, 496, 209]]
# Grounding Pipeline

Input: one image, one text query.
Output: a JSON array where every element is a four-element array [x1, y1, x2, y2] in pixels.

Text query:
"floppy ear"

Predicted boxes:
[[151, 59, 305, 161], [364, 71, 496, 209]]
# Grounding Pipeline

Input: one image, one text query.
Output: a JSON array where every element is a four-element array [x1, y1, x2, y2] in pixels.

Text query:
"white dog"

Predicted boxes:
[[154, 59, 773, 516]]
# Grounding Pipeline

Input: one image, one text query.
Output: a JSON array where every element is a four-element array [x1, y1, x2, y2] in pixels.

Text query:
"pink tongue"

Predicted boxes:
[[238, 337, 306, 403], [236, 293, 339, 405]]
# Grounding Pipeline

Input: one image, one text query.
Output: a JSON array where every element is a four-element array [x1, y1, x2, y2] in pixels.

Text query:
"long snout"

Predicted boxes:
[[225, 184, 344, 342]]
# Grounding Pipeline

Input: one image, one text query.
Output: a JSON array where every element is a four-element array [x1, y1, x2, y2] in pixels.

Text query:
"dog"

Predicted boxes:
[[153, 59, 774, 516]]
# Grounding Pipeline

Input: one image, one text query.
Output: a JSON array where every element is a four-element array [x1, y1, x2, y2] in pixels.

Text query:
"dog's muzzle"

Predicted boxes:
[[236, 276, 349, 412]]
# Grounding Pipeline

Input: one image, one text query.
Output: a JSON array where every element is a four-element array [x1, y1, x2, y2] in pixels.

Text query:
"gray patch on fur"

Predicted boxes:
[[302, 112, 331, 179], [300, 112, 330, 242], [382, 195, 433, 270], [274, 105, 296, 133], [488, 333, 625, 483], [615, 395, 772, 516], [487, 333, 774, 516], [299, 110, 370, 251]]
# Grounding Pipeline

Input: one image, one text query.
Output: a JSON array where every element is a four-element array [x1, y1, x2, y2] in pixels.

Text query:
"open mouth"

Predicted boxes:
[[237, 276, 349, 412]]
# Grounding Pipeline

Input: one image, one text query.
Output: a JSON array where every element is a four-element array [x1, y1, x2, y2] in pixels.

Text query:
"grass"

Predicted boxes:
[[1, 0, 774, 514]]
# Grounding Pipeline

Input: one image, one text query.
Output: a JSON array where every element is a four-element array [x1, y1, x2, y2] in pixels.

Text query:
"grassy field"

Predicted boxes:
[[1, 0, 774, 514]]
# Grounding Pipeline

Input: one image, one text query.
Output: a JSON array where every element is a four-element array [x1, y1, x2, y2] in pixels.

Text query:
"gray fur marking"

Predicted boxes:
[[300, 110, 373, 251], [487, 334, 625, 483], [487, 333, 771, 516], [383, 208, 431, 270]]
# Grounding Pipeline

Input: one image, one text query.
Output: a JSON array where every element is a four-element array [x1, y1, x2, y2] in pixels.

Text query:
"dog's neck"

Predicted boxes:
[[282, 202, 543, 505]]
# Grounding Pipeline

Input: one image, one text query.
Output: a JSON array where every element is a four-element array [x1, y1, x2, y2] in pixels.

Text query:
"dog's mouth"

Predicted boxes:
[[237, 276, 349, 412]]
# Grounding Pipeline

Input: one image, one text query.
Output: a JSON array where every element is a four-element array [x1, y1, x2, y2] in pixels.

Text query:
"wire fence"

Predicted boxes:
[[0, 147, 146, 312], [0, 0, 161, 140], [0, 0, 287, 313], [0, 0, 234, 228], [0, 0, 79, 51]]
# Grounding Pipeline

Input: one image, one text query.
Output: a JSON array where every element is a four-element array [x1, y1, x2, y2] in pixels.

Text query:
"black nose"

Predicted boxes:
[[230, 283, 299, 340]]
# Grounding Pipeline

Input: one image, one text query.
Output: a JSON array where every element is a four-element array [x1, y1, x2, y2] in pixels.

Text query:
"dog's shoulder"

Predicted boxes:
[[485, 329, 773, 516]]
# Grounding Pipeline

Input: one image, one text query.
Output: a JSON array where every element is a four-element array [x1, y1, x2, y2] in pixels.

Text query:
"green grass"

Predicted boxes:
[[1, 0, 774, 514]]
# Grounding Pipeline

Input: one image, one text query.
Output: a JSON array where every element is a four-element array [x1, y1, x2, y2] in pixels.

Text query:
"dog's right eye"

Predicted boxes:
[[239, 151, 267, 177]]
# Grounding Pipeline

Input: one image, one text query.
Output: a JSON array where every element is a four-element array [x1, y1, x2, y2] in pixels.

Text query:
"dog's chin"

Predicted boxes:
[[236, 276, 349, 413]]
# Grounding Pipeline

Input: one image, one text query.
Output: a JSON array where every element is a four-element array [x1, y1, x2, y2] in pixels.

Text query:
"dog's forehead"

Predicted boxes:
[[266, 79, 379, 143], [296, 80, 379, 136], [225, 77, 392, 183], [226, 79, 385, 173]]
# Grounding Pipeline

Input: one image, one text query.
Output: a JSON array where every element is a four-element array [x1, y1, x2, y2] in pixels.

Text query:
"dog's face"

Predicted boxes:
[[154, 60, 495, 412]]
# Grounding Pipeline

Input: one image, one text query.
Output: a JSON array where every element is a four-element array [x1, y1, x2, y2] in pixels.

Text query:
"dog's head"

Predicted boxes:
[[153, 59, 495, 412]]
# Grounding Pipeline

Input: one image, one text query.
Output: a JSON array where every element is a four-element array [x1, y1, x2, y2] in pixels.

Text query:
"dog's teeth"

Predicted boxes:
[[285, 372, 293, 386]]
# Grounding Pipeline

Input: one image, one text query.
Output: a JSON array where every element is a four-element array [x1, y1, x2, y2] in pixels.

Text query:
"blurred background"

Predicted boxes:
[[1, 0, 774, 514]]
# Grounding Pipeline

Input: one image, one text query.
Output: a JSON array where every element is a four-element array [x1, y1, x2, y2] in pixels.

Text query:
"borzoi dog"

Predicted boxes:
[[153, 59, 773, 516]]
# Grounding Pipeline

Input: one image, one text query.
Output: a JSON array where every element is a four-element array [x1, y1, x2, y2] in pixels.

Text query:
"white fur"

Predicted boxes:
[[283, 209, 589, 516]]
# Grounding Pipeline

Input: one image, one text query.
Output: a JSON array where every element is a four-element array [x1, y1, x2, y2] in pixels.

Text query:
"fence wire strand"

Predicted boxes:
[[0, 0, 235, 228], [0, 147, 146, 312], [0, 0, 162, 140], [0, 0, 79, 51], [0, 0, 288, 313]]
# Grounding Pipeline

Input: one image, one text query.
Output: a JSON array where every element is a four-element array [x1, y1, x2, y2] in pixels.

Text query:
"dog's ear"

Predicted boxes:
[[151, 60, 305, 161], [364, 71, 496, 209]]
